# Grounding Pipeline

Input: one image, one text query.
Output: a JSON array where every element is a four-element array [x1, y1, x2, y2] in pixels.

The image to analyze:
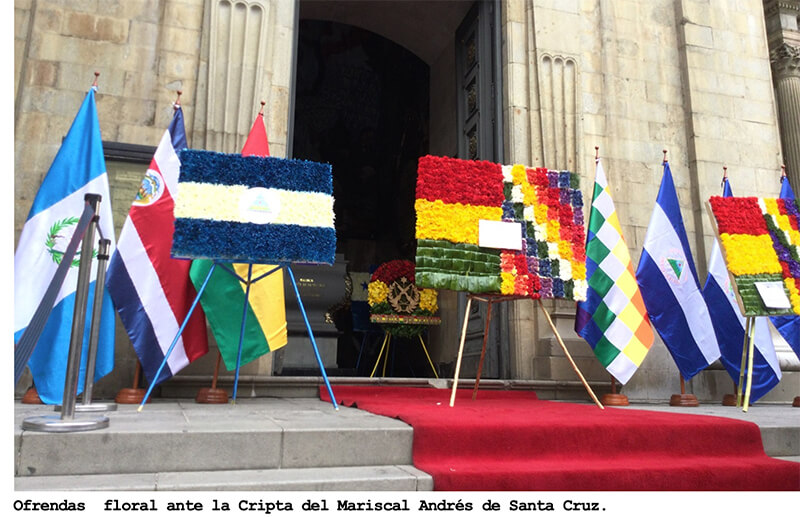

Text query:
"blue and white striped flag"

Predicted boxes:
[[770, 176, 800, 359], [702, 177, 781, 402], [14, 87, 116, 404], [636, 161, 719, 379]]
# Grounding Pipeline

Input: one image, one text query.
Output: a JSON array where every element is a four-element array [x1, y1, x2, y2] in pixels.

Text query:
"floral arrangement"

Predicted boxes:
[[172, 149, 336, 264], [367, 260, 440, 337], [415, 155, 587, 301], [708, 196, 800, 315]]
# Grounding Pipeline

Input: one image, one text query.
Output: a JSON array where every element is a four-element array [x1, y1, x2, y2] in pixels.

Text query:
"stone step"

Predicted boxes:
[[14, 465, 434, 491], [14, 398, 413, 479]]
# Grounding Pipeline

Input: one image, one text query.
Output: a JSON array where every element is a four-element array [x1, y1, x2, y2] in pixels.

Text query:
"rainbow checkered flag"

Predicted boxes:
[[575, 159, 654, 383]]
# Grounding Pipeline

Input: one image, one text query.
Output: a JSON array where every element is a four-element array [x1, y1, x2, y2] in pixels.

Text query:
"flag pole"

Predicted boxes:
[[660, 150, 700, 408], [601, 374, 628, 406], [718, 166, 739, 407], [742, 316, 757, 411]]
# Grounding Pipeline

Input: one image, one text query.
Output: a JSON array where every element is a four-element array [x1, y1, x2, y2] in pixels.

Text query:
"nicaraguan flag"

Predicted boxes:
[[635, 161, 719, 380], [770, 176, 800, 359], [106, 105, 209, 385], [702, 177, 781, 402], [13, 87, 116, 404]]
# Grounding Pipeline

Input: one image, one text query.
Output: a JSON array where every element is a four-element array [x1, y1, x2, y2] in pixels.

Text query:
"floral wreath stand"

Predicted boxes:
[[138, 261, 339, 410], [450, 294, 603, 410], [368, 313, 441, 379]]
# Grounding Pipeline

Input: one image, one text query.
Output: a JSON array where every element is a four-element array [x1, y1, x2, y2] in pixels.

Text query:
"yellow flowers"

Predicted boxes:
[[368, 280, 389, 306], [719, 234, 782, 276], [415, 198, 502, 244], [419, 288, 439, 313]]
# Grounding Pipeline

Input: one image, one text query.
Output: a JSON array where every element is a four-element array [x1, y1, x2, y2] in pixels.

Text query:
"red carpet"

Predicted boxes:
[[321, 386, 800, 491]]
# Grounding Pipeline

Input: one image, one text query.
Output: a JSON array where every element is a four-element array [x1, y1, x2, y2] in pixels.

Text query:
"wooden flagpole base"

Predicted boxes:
[[721, 394, 737, 406], [196, 352, 228, 404], [115, 388, 146, 404], [670, 393, 699, 407], [601, 393, 629, 406], [670, 374, 698, 407], [601, 375, 628, 406], [22, 387, 43, 404], [116, 360, 146, 404], [793, 396, 800, 407]]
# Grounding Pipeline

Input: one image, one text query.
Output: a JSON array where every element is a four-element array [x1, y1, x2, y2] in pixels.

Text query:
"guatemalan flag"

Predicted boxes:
[[770, 175, 800, 360], [106, 104, 208, 386], [636, 161, 720, 380], [702, 177, 781, 402], [13, 87, 116, 404]]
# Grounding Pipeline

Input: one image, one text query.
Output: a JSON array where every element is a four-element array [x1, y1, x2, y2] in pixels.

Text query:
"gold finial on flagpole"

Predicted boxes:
[[662, 149, 668, 164], [722, 165, 727, 188], [781, 164, 787, 179], [258, 100, 266, 115], [595, 146, 599, 161], [92, 71, 100, 88], [174, 90, 182, 109]]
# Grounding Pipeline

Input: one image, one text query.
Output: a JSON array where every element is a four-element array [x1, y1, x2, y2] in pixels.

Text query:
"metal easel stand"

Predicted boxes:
[[139, 262, 339, 411], [23, 194, 110, 432], [449, 294, 603, 409]]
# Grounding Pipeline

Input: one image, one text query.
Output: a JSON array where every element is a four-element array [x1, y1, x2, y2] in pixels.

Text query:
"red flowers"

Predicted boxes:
[[371, 259, 415, 284], [709, 197, 768, 235], [416, 155, 504, 206]]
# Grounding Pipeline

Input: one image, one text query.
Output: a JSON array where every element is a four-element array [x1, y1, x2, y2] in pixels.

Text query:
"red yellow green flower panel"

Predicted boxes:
[[414, 155, 587, 301], [708, 196, 800, 316]]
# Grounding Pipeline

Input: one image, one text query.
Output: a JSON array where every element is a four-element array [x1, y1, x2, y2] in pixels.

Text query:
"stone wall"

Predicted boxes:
[[503, 0, 795, 401]]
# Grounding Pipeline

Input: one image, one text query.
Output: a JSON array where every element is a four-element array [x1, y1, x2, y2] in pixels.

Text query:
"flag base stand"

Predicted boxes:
[[669, 393, 699, 407], [195, 353, 228, 404], [449, 294, 603, 409], [22, 414, 108, 433], [22, 387, 42, 404], [670, 375, 698, 407], [601, 393, 629, 406], [721, 394, 737, 406], [116, 361, 145, 404], [601, 375, 628, 406], [54, 402, 117, 413], [793, 396, 799, 407], [115, 388, 145, 404]]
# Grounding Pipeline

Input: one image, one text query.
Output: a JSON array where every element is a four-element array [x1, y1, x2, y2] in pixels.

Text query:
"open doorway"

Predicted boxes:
[[283, 0, 499, 379]]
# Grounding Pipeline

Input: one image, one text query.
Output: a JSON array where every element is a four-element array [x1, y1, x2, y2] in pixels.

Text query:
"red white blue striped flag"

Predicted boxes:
[[106, 105, 208, 385]]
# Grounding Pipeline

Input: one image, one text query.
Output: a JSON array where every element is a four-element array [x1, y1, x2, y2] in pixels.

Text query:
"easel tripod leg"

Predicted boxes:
[[286, 265, 338, 410], [449, 297, 473, 407], [138, 262, 218, 411]]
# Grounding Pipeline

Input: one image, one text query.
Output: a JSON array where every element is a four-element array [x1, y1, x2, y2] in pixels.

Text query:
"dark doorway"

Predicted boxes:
[[291, 19, 430, 375]]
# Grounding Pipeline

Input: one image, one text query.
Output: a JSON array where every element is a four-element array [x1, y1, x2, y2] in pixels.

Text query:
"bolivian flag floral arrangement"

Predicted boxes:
[[367, 260, 440, 338], [171, 149, 335, 264], [414, 155, 587, 300], [708, 195, 800, 316]]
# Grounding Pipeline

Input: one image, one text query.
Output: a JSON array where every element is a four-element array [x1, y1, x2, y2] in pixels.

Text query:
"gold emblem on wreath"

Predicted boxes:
[[387, 276, 420, 314]]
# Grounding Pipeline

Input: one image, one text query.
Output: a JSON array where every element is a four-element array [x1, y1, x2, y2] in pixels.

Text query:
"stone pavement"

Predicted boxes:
[[13, 387, 800, 491]]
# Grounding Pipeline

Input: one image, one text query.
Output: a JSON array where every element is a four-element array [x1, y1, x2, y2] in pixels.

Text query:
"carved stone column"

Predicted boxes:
[[771, 43, 800, 187]]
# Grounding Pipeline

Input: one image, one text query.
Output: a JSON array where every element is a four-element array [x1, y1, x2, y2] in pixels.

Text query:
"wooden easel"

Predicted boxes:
[[449, 294, 604, 409]]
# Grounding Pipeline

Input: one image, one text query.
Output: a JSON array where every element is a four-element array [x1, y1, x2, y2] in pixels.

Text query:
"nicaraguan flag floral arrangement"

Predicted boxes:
[[367, 260, 440, 338], [172, 149, 335, 264], [414, 155, 587, 301], [708, 195, 800, 315]]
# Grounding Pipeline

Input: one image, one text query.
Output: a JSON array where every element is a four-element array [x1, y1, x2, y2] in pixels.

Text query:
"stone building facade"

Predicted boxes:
[[14, 0, 800, 403]]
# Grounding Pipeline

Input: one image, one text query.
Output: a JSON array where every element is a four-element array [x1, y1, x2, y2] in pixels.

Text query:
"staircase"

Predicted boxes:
[[14, 396, 433, 491]]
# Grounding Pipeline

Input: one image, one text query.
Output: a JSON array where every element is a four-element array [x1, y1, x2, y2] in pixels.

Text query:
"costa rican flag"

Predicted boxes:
[[106, 105, 208, 385]]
